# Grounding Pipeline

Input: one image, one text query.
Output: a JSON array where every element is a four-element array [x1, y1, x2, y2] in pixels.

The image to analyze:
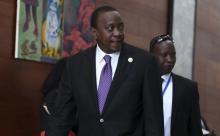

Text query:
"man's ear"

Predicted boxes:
[[91, 27, 98, 45], [91, 27, 97, 40]]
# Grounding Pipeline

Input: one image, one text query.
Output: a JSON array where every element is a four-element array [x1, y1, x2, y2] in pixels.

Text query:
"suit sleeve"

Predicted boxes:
[[42, 58, 67, 95], [45, 59, 78, 136], [142, 56, 164, 136], [189, 82, 203, 136], [41, 58, 67, 131]]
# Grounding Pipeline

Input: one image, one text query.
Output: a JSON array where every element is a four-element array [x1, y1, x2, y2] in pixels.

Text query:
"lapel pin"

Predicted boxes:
[[128, 57, 133, 63]]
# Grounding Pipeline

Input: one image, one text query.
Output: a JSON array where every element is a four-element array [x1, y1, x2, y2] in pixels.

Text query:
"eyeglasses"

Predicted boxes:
[[156, 34, 173, 44], [150, 34, 175, 50]]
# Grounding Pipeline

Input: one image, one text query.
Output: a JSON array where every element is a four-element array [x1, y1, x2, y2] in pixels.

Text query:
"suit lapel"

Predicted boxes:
[[171, 73, 181, 132], [102, 44, 132, 114], [87, 46, 100, 114]]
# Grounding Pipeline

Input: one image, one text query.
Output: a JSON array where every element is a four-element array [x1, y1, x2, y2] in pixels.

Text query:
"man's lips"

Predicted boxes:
[[111, 39, 122, 42], [164, 64, 174, 69]]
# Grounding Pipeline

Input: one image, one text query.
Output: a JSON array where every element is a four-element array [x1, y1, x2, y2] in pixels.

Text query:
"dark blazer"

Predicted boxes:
[[171, 73, 203, 136], [46, 43, 164, 136], [41, 58, 67, 131]]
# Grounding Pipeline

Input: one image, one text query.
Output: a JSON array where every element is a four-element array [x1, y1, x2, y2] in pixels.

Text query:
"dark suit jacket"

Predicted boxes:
[[171, 73, 203, 136], [41, 58, 67, 131], [46, 43, 164, 136]]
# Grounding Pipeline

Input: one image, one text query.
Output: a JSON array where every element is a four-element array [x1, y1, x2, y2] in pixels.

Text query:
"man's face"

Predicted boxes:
[[152, 40, 176, 75], [93, 11, 125, 54]]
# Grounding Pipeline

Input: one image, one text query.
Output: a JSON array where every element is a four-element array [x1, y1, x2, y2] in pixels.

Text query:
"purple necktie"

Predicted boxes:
[[98, 55, 112, 113]]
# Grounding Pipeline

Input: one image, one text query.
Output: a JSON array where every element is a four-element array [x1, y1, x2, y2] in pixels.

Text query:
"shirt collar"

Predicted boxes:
[[96, 44, 120, 63], [161, 73, 171, 82]]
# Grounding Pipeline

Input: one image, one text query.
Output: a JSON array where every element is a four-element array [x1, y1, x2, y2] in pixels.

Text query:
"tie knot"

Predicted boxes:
[[104, 55, 111, 64]]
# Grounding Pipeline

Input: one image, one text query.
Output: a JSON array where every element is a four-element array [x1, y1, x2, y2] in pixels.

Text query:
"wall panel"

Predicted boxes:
[[194, 0, 220, 134]]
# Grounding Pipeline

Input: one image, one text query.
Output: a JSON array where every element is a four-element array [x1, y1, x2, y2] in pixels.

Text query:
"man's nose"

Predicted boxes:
[[112, 28, 121, 36], [166, 55, 173, 62]]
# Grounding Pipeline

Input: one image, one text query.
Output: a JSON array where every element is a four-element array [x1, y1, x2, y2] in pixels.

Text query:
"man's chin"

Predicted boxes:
[[110, 43, 122, 51], [161, 68, 173, 75]]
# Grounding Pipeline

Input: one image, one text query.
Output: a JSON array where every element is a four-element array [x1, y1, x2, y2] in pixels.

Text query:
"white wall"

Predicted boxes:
[[171, 0, 196, 79]]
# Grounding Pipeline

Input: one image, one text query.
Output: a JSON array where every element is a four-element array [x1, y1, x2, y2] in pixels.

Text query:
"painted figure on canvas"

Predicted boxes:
[[63, 0, 96, 57], [41, 0, 64, 60], [23, 0, 39, 37]]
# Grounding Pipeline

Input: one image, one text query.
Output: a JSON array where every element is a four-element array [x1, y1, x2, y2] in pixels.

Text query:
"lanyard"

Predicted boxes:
[[162, 75, 171, 96]]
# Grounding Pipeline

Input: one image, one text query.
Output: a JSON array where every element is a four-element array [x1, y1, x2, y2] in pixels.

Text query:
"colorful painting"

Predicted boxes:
[[15, 0, 96, 63], [62, 0, 96, 57]]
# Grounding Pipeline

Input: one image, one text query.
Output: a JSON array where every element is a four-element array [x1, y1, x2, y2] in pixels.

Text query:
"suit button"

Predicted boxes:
[[100, 118, 104, 123]]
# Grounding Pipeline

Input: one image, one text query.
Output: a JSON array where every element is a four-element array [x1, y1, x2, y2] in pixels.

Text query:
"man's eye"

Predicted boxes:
[[118, 25, 124, 31], [170, 54, 175, 58], [160, 53, 166, 58], [106, 26, 113, 31]]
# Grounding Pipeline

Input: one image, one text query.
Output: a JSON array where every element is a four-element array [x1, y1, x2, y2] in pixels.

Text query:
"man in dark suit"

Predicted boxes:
[[45, 6, 164, 136], [149, 34, 203, 136]]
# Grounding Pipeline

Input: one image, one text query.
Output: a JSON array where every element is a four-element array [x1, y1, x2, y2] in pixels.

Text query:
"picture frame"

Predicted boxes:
[[15, 0, 96, 63]]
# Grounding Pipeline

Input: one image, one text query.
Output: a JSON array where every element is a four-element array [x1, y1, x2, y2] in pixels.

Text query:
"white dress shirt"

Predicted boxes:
[[96, 45, 120, 89], [161, 73, 173, 136]]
